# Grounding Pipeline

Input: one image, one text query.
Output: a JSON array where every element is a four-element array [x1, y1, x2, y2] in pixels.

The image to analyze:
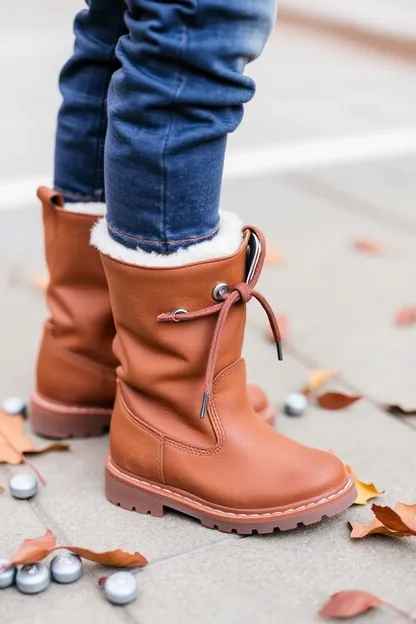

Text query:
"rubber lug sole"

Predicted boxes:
[[105, 455, 356, 535], [29, 391, 112, 439]]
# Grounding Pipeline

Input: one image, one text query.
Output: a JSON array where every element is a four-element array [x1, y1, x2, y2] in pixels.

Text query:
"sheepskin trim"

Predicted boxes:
[[90, 212, 243, 268], [64, 202, 106, 216]]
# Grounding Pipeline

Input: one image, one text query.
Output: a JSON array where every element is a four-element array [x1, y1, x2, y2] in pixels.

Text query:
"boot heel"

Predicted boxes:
[[105, 463, 165, 518]]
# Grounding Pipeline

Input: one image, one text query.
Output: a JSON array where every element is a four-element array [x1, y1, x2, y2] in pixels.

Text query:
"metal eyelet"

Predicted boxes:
[[212, 282, 230, 302], [171, 308, 188, 321]]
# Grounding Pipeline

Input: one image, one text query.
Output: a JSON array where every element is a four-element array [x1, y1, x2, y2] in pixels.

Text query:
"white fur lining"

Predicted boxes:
[[90, 211, 243, 268], [64, 202, 106, 216]]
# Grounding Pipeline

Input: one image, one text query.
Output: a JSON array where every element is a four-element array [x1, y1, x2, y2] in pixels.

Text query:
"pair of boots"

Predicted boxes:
[[30, 187, 355, 534]]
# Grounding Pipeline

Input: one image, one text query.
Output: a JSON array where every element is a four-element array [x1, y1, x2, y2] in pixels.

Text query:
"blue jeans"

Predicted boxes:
[[55, 0, 277, 253]]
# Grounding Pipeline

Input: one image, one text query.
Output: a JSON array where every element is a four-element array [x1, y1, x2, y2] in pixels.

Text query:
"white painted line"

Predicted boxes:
[[224, 128, 416, 179], [1, 128, 416, 210]]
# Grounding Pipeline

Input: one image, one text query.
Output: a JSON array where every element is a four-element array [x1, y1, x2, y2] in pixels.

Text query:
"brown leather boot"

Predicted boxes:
[[29, 187, 118, 438], [29, 188, 274, 438], [94, 221, 356, 534]]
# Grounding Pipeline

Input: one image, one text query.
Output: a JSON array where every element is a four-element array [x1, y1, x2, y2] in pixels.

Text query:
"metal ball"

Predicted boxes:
[[284, 392, 308, 416], [9, 473, 38, 500], [50, 552, 83, 584], [1, 397, 26, 416], [0, 558, 16, 589], [16, 563, 50, 594], [104, 571, 138, 605]]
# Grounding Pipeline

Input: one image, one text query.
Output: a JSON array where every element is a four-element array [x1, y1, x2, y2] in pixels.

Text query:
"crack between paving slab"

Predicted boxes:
[[286, 341, 416, 435], [290, 173, 416, 237], [145, 534, 242, 570], [24, 499, 135, 624]]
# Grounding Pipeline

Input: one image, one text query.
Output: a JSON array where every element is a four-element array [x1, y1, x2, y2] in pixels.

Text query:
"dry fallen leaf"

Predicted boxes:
[[319, 590, 382, 619], [384, 403, 416, 416], [7, 529, 148, 568], [64, 547, 147, 568], [316, 392, 361, 410], [345, 466, 384, 506], [31, 274, 49, 292], [394, 306, 416, 327], [352, 239, 383, 254], [301, 369, 336, 397], [0, 484, 4, 495], [9, 529, 57, 566], [266, 314, 288, 343], [0, 410, 69, 465], [265, 247, 285, 266], [350, 503, 416, 539]]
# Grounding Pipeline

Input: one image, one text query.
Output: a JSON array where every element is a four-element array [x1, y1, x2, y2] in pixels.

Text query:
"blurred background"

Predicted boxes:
[[1, 0, 416, 203]]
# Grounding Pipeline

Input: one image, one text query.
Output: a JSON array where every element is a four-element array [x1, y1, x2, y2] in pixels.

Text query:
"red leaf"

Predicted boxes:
[[394, 306, 416, 327], [316, 392, 361, 410], [9, 529, 57, 566], [319, 590, 382, 619], [352, 239, 383, 254]]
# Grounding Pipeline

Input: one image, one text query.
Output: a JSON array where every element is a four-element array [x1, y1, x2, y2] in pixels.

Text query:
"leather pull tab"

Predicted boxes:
[[37, 186, 65, 208]]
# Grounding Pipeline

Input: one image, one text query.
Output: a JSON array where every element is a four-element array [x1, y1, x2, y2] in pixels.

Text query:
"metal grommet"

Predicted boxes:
[[212, 282, 230, 302], [171, 308, 188, 322]]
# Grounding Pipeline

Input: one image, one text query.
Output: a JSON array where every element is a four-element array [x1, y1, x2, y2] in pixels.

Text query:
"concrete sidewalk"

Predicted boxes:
[[1, 6, 416, 624]]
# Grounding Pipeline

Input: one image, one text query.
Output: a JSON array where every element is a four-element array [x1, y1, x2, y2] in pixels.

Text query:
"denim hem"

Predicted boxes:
[[106, 219, 219, 254], [54, 187, 106, 203]]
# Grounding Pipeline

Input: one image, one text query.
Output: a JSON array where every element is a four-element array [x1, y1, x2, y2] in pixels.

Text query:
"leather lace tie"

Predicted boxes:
[[157, 226, 283, 418]]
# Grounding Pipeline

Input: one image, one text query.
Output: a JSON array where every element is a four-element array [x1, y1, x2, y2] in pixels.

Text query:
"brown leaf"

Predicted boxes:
[[31, 274, 49, 292], [394, 306, 416, 327], [266, 314, 288, 343], [301, 369, 336, 397], [0, 484, 4, 495], [384, 403, 416, 416], [316, 392, 362, 410], [63, 546, 147, 568], [98, 576, 107, 587], [0, 411, 69, 465], [9, 530, 57, 566], [372, 504, 416, 535], [265, 247, 285, 266], [350, 502, 416, 538], [7, 529, 148, 569], [352, 239, 383, 254], [350, 518, 410, 539], [319, 590, 382, 619], [345, 466, 384, 506]]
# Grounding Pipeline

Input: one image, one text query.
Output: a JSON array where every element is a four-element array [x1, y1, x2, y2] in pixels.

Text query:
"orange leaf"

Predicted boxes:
[[345, 466, 384, 505], [266, 314, 288, 343], [319, 590, 382, 619], [352, 239, 383, 254], [349, 518, 410, 539], [350, 502, 416, 539], [9, 530, 57, 566], [63, 546, 147, 568], [0, 411, 69, 465], [394, 306, 416, 327], [265, 247, 284, 266], [301, 369, 336, 397], [385, 403, 416, 416], [316, 392, 361, 410], [395, 503, 416, 532]]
